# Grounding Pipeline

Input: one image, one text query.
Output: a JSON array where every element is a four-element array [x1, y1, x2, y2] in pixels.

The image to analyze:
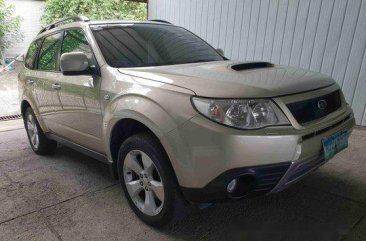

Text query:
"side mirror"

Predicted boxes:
[[60, 52, 94, 76], [15, 54, 24, 62], [216, 48, 225, 57]]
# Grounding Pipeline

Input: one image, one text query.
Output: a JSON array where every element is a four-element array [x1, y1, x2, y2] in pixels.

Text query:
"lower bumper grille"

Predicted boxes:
[[249, 163, 291, 196], [286, 153, 325, 185], [271, 153, 325, 193], [181, 162, 291, 202]]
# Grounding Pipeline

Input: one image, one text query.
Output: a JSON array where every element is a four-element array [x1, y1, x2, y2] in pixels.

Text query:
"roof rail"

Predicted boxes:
[[38, 16, 90, 35], [149, 19, 172, 24]]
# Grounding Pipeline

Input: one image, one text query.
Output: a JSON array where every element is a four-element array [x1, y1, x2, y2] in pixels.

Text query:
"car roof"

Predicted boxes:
[[36, 16, 171, 39], [35, 18, 171, 40], [89, 20, 170, 25]]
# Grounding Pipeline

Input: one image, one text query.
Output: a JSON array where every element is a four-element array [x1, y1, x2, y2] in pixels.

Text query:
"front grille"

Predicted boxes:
[[287, 90, 341, 124]]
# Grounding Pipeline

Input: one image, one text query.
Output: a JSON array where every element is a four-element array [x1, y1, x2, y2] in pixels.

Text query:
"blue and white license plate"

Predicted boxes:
[[322, 130, 349, 161]]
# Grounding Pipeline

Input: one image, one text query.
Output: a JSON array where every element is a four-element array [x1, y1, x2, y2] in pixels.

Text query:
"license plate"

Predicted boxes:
[[322, 130, 349, 161]]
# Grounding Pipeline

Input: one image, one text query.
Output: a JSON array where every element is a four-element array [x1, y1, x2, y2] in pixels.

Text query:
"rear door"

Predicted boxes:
[[55, 29, 103, 152], [22, 39, 43, 111], [35, 32, 64, 133]]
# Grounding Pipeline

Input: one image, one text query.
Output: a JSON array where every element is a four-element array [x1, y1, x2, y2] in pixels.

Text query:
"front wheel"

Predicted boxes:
[[24, 107, 57, 155], [117, 133, 189, 227]]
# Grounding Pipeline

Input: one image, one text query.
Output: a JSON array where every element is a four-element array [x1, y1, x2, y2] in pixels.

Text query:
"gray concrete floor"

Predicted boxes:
[[0, 67, 20, 116], [0, 121, 365, 241], [0, 62, 22, 117]]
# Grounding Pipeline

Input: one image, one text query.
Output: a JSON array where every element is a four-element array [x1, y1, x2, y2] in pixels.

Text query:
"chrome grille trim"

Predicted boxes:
[[302, 114, 352, 141]]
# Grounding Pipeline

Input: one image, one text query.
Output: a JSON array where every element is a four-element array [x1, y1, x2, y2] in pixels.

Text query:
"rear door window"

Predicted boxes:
[[37, 32, 63, 71], [25, 39, 42, 69]]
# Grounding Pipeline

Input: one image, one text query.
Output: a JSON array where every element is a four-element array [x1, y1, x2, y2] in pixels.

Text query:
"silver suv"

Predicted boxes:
[[19, 16, 355, 226]]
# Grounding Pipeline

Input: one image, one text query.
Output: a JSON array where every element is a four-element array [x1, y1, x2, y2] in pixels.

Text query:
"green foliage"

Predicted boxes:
[[38, 35, 61, 71], [0, 0, 23, 58], [41, 0, 147, 25], [62, 30, 89, 54]]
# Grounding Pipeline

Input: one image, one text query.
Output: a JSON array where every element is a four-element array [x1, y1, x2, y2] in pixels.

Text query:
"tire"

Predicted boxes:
[[117, 133, 190, 227], [24, 107, 57, 155]]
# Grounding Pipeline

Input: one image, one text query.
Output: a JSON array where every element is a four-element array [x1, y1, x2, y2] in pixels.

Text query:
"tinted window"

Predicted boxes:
[[37, 33, 63, 71], [92, 24, 224, 68], [25, 39, 42, 69], [62, 29, 94, 61]]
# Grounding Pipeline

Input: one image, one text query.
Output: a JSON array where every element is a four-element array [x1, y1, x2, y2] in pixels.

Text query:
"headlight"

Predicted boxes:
[[192, 97, 290, 129]]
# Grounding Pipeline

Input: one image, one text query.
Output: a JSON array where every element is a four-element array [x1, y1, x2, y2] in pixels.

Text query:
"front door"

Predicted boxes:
[[55, 29, 103, 153]]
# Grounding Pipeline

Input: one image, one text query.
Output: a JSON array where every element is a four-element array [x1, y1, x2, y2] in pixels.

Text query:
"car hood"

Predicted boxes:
[[118, 61, 335, 98]]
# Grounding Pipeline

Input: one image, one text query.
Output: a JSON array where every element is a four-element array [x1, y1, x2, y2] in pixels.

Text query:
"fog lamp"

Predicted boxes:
[[227, 179, 237, 193]]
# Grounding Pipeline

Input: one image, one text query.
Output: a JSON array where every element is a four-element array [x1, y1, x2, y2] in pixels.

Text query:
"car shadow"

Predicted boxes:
[[50, 144, 365, 241], [160, 171, 365, 241]]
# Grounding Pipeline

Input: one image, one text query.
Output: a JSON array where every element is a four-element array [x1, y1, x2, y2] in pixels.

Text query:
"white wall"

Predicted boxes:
[[149, 0, 366, 126], [5, 0, 44, 57]]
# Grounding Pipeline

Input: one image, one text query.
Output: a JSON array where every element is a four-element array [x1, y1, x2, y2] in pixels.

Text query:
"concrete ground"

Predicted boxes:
[[0, 120, 365, 241], [0, 66, 21, 116]]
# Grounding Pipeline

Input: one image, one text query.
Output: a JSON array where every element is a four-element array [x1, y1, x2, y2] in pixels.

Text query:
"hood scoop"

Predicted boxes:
[[231, 62, 274, 71]]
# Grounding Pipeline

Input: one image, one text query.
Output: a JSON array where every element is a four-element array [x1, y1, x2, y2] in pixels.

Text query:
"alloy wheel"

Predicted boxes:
[[26, 113, 39, 149], [123, 150, 165, 216]]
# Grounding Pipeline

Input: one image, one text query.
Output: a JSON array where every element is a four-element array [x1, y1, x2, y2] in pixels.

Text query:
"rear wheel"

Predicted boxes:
[[24, 107, 57, 155], [117, 133, 189, 227]]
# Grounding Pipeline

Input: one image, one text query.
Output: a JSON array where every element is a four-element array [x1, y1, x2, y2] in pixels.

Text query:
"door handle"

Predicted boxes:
[[26, 79, 34, 85], [52, 83, 61, 90]]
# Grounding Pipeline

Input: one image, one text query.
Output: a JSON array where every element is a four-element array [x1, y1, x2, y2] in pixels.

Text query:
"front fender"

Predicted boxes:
[[103, 94, 179, 159]]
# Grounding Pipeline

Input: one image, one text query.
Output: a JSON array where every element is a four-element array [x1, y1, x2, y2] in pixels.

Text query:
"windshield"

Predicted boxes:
[[91, 23, 224, 68]]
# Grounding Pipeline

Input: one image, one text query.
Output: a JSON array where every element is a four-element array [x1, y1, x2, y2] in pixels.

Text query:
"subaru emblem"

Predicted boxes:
[[317, 99, 327, 110]]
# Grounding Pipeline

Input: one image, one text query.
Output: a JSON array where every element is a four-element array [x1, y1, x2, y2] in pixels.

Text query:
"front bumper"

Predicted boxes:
[[181, 161, 291, 203], [181, 150, 337, 203], [161, 105, 355, 203]]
